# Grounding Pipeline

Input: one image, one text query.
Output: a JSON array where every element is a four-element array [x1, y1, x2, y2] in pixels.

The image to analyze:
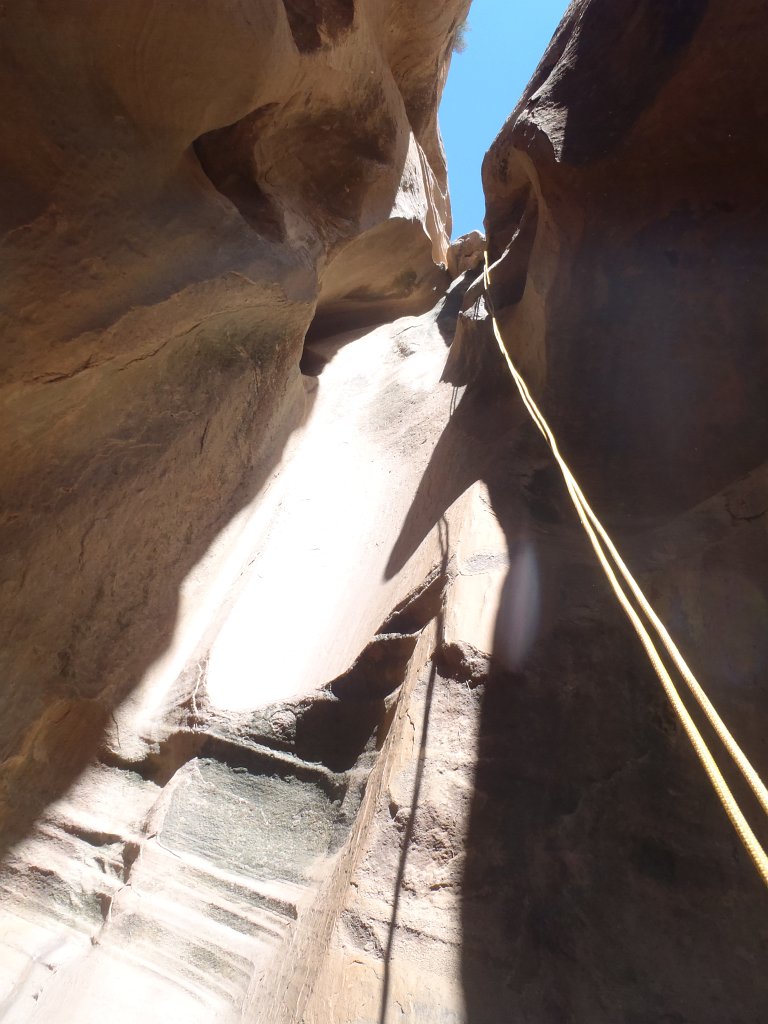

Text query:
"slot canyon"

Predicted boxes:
[[1, 1, 767, 1021]]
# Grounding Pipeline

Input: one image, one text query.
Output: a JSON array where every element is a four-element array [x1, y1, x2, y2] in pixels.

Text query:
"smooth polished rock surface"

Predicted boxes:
[[0, 0, 466, 866], [0, 1, 469, 1018]]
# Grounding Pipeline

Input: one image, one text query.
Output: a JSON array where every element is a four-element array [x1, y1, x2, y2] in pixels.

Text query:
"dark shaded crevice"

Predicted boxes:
[[380, 568, 448, 635], [194, 106, 286, 243], [99, 723, 355, 798], [435, 267, 486, 346], [441, 298, 507, 395], [329, 635, 421, 703], [121, 840, 141, 883], [323, 570, 449, 738], [283, 0, 355, 54], [485, 180, 537, 266], [435, 640, 491, 687], [98, 728, 205, 787], [727, 506, 767, 525], [305, 264, 449, 347], [197, 738, 349, 803], [299, 345, 330, 376], [486, 190, 539, 311], [290, 700, 382, 773]]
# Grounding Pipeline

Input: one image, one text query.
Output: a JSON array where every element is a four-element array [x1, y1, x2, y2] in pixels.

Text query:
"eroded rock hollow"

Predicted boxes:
[[1, 1, 767, 1021]]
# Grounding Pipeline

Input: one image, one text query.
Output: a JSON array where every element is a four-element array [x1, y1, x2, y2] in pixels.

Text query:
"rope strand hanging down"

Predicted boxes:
[[483, 251, 768, 887]]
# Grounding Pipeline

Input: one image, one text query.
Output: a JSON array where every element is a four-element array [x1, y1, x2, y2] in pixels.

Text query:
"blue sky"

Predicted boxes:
[[439, 0, 569, 239]]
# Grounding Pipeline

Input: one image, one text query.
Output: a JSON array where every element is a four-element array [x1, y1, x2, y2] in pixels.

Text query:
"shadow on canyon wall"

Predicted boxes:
[[440, 3, 768, 1011], [383, 357, 768, 1022], [378, 516, 451, 1024]]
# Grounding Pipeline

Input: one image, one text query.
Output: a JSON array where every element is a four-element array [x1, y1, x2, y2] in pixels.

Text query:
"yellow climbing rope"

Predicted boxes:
[[483, 251, 768, 887]]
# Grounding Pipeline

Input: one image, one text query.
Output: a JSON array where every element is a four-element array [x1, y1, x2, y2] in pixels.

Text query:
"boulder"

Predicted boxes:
[[446, 228, 485, 279]]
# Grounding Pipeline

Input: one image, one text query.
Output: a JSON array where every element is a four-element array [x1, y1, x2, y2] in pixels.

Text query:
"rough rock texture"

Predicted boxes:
[[446, 229, 485, 280], [3, 0, 768, 1022]]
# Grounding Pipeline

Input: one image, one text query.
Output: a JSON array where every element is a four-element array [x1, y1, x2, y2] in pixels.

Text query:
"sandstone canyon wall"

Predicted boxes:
[[2, 1, 768, 1022]]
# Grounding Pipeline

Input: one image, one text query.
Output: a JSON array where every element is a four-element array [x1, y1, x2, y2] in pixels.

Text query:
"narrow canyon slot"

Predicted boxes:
[[1, 1, 767, 1022]]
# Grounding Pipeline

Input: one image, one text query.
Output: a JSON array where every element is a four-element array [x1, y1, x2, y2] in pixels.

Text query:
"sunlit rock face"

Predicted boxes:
[[446, 229, 485, 280], [0, 0, 464, 822], [0, 0, 468, 1019]]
